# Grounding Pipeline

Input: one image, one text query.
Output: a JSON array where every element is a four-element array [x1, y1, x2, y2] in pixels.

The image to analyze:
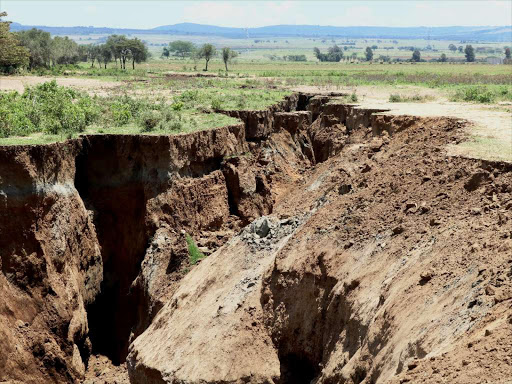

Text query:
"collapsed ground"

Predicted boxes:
[[0, 93, 511, 384]]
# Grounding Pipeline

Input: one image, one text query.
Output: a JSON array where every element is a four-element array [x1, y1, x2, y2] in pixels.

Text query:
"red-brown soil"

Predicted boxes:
[[0, 93, 510, 384]]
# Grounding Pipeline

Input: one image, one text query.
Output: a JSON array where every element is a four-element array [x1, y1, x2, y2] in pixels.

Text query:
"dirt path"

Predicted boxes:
[[293, 84, 512, 162], [0, 75, 121, 97]]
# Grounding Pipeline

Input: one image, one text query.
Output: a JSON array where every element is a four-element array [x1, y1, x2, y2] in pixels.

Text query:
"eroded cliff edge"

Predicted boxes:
[[1, 94, 511, 384]]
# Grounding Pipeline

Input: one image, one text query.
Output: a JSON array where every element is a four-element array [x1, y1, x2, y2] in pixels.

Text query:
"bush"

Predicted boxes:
[[0, 80, 99, 138], [389, 94, 402, 102], [350, 92, 358, 102], [211, 97, 223, 110], [177, 90, 199, 103], [139, 110, 160, 132], [185, 234, 206, 265], [452, 86, 496, 103], [110, 102, 132, 126], [171, 101, 184, 111]]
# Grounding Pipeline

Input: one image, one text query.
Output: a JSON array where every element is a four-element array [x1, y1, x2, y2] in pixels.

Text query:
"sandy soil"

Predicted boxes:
[[0, 75, 121, 97], [292, 84, 512, 162]]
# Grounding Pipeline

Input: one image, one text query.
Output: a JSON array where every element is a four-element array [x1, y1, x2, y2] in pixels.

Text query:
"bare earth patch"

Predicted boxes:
[[292, 84, 512, 162], [0, 75, 121, 97]]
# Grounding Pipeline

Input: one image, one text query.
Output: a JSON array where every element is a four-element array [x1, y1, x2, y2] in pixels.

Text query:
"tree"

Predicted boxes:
[[439, 53, 447, 62], [106, 34, 128, 68], [99, 44, 112, 69], [314, 45, 343, 62], [86, 45, 100, 68], [127, 38, 149, 69], [458, 46, 463, 53], [505, 47, 511, 59], [464, 45, 475, 62], [50, 36, 79, 66], [221, 47, 238, 71], [0, 12, 30, 72], [365, 47, 373, 61], [15, 28, 52, 69], [162, 47, 170, 59], [168, 40, 195, 59], [77, 45, 88, 62], [327, 44, 343, 61], [448, 44, 457, 52], [197, 43, 216, 71], [412, 49, 421, 62]]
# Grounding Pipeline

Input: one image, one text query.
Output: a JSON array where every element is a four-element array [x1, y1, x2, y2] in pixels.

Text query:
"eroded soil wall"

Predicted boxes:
[[2, 93, 510, 384]]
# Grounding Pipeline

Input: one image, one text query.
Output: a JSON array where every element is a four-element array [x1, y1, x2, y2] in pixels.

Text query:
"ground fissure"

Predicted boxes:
[[1, 93, 511, 384]]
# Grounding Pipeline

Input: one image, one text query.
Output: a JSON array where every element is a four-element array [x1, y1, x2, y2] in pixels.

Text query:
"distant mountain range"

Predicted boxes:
[[9, 22, 512, 42]]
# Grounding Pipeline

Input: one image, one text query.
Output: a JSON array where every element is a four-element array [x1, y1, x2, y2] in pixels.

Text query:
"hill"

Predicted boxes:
[[9, 22, 512, 41]]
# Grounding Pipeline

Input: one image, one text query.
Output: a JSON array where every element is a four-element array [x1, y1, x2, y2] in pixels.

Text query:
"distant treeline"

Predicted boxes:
[[1, 12, 148, 73]]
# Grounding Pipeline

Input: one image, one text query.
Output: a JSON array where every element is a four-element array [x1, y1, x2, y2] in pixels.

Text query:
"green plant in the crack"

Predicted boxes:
[[185, 234, 206, 265]]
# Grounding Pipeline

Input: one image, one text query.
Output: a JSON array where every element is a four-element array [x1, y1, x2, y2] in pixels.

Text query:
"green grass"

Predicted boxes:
[[185, 234, 206, 265], [449, 85, 512, 103]]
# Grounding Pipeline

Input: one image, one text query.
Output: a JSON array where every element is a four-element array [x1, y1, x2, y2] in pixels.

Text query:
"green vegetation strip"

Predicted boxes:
[[0, 79, 291, 145]]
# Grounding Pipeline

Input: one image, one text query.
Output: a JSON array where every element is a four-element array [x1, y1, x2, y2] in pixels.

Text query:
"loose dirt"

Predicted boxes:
[[0, 92, 510, 384], [293, 84, 512, 163]]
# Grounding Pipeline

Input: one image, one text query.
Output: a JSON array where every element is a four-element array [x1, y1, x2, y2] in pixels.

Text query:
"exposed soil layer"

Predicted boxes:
[[1, 93, 511, 384]]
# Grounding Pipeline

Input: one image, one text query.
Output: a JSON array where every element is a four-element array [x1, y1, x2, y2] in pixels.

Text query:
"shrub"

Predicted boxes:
[[350, 92, 358, 102], [0, 80, 100, 138], [178, 89, 199, 103], [110, 102, 132, 126], [171, 101, 184, 111], [389, 94, 402, 102], [211, 97, 223, 110], [139, 110, 160, 132], [452, 86, 496, 103], [185, 234, 206, 265]]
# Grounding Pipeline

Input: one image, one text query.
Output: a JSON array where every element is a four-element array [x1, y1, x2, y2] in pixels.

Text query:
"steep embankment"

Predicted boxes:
[[0, 94, 306, 383], [1, 94, 511, 384], [127, 102, 512, 383]]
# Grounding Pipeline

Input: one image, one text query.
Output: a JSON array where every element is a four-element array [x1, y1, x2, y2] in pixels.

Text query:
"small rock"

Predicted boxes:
[[419, 271, 434, 285], [198, 246, 211, 255], [470, 207, 482, 216], [484, 329, 492, 337], [392, 226, 404, 235], [370, 137, 383, 152], [430, 218, 441, 226], [251, 217, 271, 238], [361, 163, 372, 173], [419, 202, 430, 214], [338, 184, 352, 195]]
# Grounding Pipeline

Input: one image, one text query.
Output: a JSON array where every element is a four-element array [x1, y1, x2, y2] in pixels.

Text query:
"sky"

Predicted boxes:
[[2, 1, 511, 29]]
